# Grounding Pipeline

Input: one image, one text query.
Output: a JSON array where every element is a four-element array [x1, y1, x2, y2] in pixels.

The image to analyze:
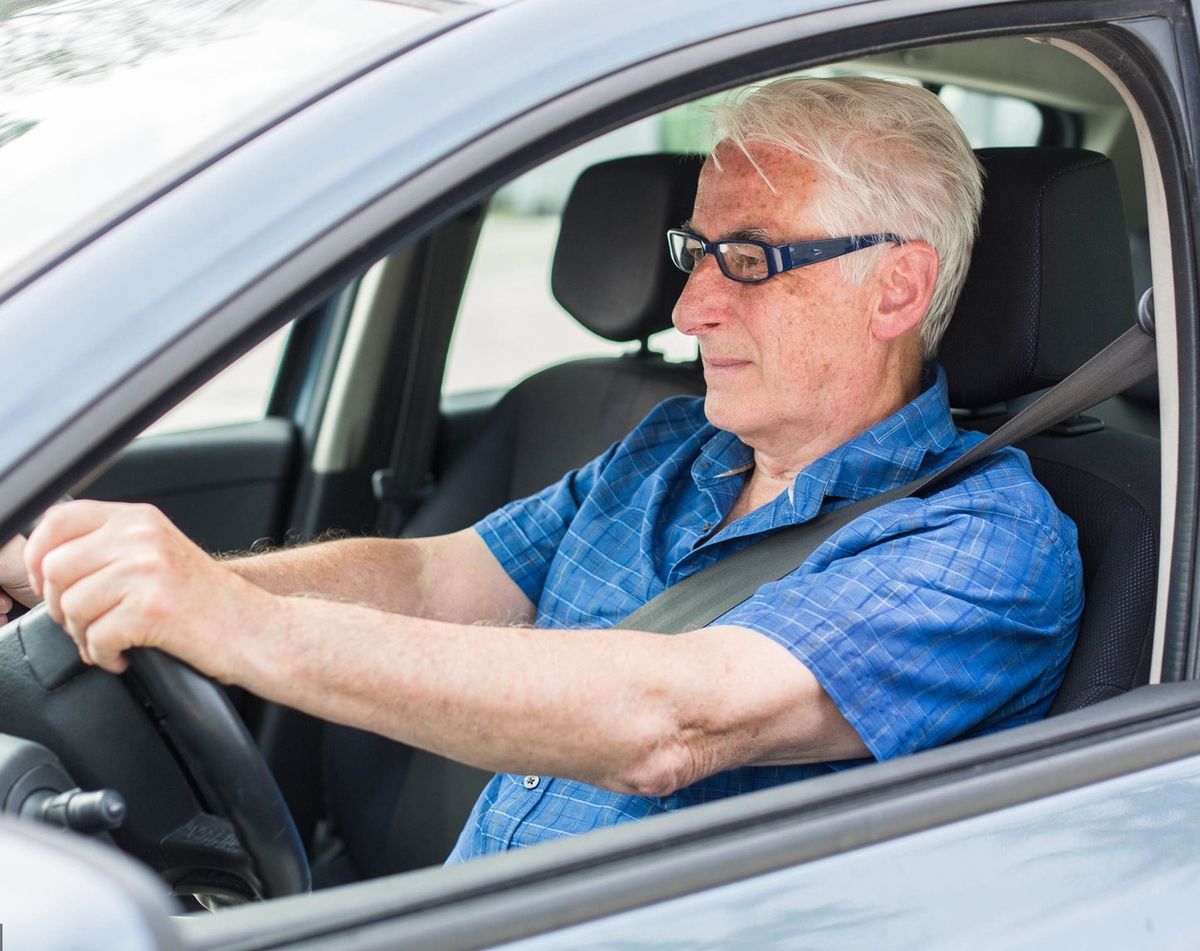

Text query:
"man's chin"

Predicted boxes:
[[702, 393, 751, 436]]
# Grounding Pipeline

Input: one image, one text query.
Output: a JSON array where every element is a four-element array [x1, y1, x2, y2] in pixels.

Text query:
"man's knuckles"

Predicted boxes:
[[120, 516, 171, 549], [86, 620, 127, 657], [33, 500, 104, 544], [81, 619, 132, 674], [39, 547, 81, 590], [57, 584, 109, 631]]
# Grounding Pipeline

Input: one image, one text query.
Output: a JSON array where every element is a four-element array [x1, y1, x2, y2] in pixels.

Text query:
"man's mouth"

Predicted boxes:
[[702, 357, 751, 371]]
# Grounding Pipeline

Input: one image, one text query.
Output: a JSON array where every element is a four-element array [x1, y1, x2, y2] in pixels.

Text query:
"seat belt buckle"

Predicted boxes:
[[371, 468, 400, 503], [372, 470, 436, 534]]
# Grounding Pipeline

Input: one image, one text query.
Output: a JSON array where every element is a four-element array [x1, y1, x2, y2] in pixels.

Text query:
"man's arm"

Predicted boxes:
[[23, 500, 868, 795], [226, 604, 868, 796], [2, 508, 534, 629], [223, 530, 535, 626]]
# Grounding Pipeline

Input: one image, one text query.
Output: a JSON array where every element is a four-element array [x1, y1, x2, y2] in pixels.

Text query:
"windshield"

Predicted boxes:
[[0, 0, 444, 288]]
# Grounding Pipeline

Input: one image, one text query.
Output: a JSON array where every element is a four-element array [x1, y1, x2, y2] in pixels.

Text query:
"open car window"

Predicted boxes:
[[0, 2, 1195, 948]]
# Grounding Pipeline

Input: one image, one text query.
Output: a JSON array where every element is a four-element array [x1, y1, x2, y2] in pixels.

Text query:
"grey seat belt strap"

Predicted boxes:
[[620, 319, 1158, 635]]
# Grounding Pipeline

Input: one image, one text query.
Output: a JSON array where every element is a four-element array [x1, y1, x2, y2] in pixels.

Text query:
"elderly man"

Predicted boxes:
[[1, 77, 1081, 862]]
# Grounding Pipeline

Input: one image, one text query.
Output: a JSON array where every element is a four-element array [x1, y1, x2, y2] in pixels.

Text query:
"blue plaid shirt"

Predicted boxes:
[[446, 365, 1082, 863]]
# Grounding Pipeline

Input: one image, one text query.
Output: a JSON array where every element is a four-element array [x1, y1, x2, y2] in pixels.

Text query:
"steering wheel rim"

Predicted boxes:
[[23, 605, 310, 899]]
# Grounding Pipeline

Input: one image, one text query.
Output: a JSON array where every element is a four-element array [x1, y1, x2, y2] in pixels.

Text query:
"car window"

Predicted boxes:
[[442, 76, 1046, 398], [937, 84, 1044, 146], [140, 325, 291, 436], [442, 116, 698, 398]]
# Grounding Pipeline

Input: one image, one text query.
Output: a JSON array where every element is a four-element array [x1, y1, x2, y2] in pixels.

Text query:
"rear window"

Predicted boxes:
[[937, 84, 1044, 146]]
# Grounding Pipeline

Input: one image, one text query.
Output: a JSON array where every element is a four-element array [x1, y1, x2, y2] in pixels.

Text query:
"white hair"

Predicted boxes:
[[710, 76, 984, 357]]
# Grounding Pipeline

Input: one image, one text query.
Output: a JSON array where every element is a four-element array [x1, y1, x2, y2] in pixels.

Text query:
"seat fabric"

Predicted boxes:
[[1028, 433, 1159, 713]]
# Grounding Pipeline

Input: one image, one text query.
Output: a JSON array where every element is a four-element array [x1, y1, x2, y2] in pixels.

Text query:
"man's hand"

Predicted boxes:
[[23, 500, 271, 677], [0, 534, 39, 623]]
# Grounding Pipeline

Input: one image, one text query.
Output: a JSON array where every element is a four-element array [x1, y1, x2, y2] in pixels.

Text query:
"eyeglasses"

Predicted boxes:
[[666, 229, 904, 284]]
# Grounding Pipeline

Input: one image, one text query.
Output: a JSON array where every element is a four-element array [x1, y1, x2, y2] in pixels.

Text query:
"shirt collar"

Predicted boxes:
[[692, 425, 754, 486], [814, 363, 958, 505], [690, 364, 958, 522]]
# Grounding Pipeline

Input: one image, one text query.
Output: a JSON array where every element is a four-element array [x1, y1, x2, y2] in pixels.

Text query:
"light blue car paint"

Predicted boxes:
[[502, 754, 1200, 949]]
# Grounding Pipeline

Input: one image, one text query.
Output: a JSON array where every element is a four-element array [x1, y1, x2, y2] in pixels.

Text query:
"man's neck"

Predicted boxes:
[[753, 380, 922, 480], [721, 368, 925, 530]]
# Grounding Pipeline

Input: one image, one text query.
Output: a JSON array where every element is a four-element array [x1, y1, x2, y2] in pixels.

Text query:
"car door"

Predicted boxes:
[[2, 0, 1199, 947], [77, 321, 302, 556]]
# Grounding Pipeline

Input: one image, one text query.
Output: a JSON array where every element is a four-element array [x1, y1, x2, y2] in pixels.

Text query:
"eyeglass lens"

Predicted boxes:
[[671, 233, 769, 282]]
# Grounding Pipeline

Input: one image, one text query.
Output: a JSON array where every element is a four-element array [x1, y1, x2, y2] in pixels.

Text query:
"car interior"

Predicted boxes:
[[52, 30, 1166, 895]]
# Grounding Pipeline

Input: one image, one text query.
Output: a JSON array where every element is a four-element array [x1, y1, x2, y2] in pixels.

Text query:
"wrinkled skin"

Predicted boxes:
[[18, 501, 271, 677]]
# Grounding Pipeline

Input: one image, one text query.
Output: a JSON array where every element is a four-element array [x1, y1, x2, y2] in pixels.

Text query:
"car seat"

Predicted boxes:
[[938, 147, 1159, 712]]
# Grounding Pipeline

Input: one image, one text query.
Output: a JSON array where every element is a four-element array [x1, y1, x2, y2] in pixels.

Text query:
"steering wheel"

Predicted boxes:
[[1, 605, 310, 902]]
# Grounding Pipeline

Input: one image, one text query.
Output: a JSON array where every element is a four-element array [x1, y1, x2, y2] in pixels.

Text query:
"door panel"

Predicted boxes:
[[81, 418, 298, 554], [503, 753, 1200, 950]]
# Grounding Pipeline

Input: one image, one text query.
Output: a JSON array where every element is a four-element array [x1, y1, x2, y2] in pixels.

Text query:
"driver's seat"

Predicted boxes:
[[938, 147, 1159, 713]]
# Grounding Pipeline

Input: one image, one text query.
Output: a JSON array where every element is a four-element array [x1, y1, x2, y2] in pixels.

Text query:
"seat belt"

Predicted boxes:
[[620, 308, 1158, 635]]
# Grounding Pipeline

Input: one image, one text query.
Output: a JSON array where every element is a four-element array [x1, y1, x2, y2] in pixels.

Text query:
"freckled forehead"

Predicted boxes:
[[691, 142, 824, 239]]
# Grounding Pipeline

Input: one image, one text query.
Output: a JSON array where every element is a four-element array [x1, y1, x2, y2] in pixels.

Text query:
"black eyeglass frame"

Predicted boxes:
[[666, 228, 905, 284]]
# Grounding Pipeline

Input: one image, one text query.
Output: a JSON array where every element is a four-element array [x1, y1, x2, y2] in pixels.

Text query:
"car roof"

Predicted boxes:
[[0, 0, 860, 297]]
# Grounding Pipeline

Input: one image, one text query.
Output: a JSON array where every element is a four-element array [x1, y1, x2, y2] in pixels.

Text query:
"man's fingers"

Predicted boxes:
[[0, 535, 38, 610], [55, 562, 138, 674], [38, 531, 120, 627], [57, 561, 126, 649], [80, 609, 131, 675], [24, 500, 118, 596], [18, 499, 226, 680], [62, 600, 129, 675]]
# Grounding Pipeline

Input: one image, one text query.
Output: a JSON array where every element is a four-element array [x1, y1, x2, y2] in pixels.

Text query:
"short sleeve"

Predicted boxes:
[[473, 443, 620, 605], [718, 495, 1082, 762]]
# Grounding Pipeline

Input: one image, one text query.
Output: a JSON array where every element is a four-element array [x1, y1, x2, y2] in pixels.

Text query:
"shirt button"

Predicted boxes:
[[522, 775, 540, 790]]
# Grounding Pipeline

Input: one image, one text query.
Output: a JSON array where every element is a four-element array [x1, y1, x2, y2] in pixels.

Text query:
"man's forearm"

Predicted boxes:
[[223, 528, 534, 626], [223, 596, 862, 796], [233, 594, 697, 794], [224, 537, 426, 614]]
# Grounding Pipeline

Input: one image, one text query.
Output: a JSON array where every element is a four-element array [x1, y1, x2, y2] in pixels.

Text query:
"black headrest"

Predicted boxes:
[[552, 153, 704, 342], [940, 148, 1137, 408]]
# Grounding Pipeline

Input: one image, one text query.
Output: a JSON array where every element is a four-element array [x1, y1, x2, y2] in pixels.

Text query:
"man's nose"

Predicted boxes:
[[671, 256, 731, 336]]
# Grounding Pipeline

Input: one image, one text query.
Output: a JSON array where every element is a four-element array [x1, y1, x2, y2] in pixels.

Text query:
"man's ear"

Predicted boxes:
[[871, 241, 938, 342]]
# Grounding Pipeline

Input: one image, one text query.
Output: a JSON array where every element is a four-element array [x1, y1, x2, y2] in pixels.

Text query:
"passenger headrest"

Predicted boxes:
[[939, 148, 1138, 408], [552, 153, 704, 342]]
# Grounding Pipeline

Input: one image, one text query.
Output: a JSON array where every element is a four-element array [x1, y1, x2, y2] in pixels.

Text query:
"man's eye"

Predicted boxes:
[[723, 246, 767, 277]]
